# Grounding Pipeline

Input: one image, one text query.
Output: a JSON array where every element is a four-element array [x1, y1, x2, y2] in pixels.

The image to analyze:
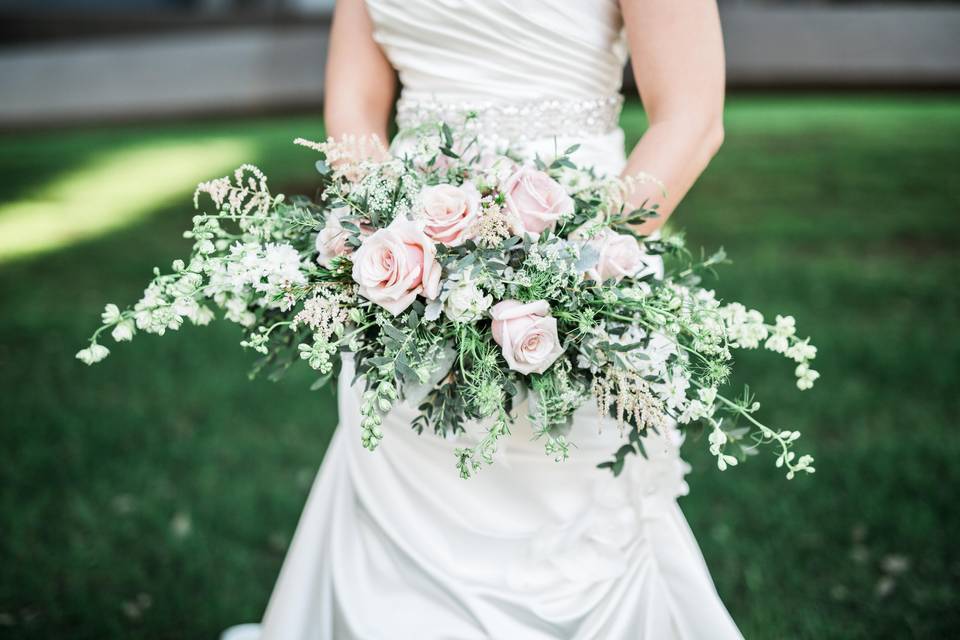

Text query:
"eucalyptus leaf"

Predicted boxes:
[[423, 300, 443, 322], [575, 243, 600, 272], [310, 374, 333, 390], [382, 323, 407, 343], [403, 343, 457, 406]]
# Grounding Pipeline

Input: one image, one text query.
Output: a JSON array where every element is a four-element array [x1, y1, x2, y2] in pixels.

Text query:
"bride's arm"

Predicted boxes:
[[619, 0, 726, 235], [323, 0, 397, 144]]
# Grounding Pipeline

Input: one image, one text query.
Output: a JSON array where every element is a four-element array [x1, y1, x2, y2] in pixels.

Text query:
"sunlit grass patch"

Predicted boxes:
[[0, 138, 252, 262]]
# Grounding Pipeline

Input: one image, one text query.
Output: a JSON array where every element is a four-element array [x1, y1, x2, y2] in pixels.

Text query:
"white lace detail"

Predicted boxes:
[[396, 94, 624, 146]]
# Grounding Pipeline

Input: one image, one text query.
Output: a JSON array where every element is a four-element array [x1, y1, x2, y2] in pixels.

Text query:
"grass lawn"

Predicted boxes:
[[1, 95, 958, 639]]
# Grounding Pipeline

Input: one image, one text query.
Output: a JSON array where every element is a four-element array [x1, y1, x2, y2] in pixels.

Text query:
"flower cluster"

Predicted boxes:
[[81, 124, 819, 481]]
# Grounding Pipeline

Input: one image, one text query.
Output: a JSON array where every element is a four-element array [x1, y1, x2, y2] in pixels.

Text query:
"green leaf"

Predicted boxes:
[[606, 341, 645, 353], [310, 374, 332, 390], [441, 122, 454, 148], [395, 357, 418, 383], [381, 323, 407, 343]]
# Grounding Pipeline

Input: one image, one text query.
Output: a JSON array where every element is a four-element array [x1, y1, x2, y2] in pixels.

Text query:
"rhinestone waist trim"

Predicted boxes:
[[395, 94, 624, 145]]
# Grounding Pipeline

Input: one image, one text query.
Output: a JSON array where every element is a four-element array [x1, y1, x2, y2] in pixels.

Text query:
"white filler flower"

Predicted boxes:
[[444, 278, 492, 323]]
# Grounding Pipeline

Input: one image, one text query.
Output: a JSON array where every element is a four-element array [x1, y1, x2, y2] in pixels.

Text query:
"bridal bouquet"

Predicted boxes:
[[79, 123, 818, 480]]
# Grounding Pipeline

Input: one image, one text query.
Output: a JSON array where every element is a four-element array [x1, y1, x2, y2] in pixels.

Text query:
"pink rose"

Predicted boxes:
[[502, 166, 574, 237], [418, 182, 481, 247], [584, 230, 648, 284], [315, 207, 352, 268], [351, 216, 442, 315], [490, 300, 564, 375]]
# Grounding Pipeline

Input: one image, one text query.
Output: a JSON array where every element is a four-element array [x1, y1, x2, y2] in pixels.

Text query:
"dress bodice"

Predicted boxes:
[[365, 0, 630, 175], [365, 0, 628, 103]]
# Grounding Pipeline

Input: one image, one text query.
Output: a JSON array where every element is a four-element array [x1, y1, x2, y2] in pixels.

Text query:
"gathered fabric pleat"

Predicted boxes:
[[256, 350, 743, 639], [364, 0, 627, 103]]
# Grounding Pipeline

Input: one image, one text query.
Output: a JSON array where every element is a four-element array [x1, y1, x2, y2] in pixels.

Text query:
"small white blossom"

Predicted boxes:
[[111, 320, 135, 342], [785, 454, 815, 479], [76, 343, 110, 365], [708, 426, 727, 452], [193, 306, 215, 326], [101, 304, 121, 325], [662, 366, 691, 411], [698, 387, 718, 406], [765, 314, 796, 353], [721, 302, 768, 349], [795, 363, 820, 390], [708, 424, 739, 470], [444, 278, 492, 323], [786, 338, 817, 363]]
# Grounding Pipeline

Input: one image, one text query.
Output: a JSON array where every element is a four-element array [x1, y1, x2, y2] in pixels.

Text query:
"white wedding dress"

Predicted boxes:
[[225, 1, 743, 638]]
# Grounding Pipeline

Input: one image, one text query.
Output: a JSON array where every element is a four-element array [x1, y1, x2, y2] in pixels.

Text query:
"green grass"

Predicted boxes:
[[1, 95, 959, 639]]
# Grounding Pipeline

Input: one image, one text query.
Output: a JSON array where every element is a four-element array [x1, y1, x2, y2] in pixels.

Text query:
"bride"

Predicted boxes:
[[226, 0, 738, 638]]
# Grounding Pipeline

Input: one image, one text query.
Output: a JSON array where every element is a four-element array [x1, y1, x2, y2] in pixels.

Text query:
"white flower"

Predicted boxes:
[[698, 387, 718, 406], [764, 314, 796, 353], [260, 243, 306, 290], [775, 314, 796, 334], [172, 297, 199, 319], [76, 343, 110, 365], [111, 320, 135, 342], [786, 338, 817, 363], [717, 453, 739, 471], [193, 306, 215, 326], [662, 366, 691, 411], [225, 297, 255, 327], [795, 363, 820, 390], [101, 304, 121, 325], [721, 302, 768, 349], [444, 278, 492, 323], [678, 386, 718, 424], [172, 273, 202, 297], [708, 425, 739, 470], [708, 426, 727, 453]]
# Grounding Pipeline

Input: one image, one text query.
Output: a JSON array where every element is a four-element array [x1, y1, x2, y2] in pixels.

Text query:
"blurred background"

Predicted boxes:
[[1, 1, 958, 639]]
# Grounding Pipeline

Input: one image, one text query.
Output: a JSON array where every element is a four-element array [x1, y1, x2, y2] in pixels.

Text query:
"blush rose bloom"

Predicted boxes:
[[418, 181, 481, 247], [490, 300, 564, 375], [501, 166, 574, 237], [315, 207, 353, 268], [584, 230, 648, 284], [351, 216, 442, 315]]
